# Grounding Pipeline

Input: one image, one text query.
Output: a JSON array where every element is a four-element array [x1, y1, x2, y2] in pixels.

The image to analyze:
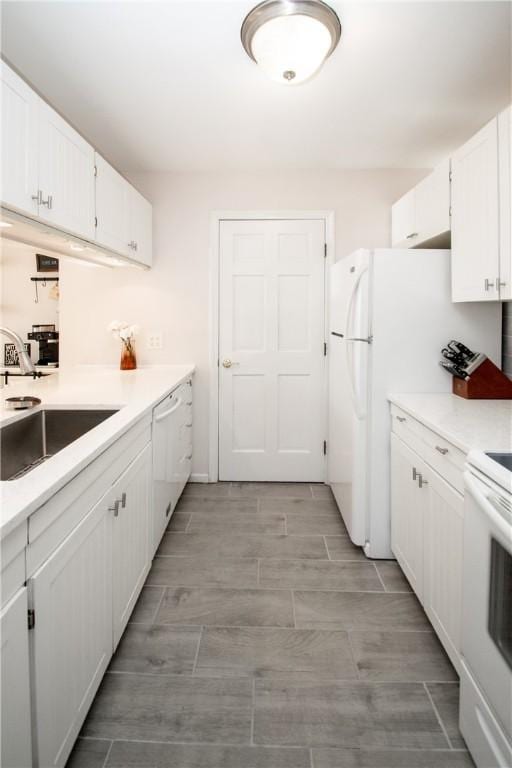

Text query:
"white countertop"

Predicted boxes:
[[389, 393, 512, 454], [0, 364, 195, 539]]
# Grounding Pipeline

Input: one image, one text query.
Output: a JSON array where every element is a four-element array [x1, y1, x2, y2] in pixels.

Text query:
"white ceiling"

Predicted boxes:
[[1, 1, 510, 172]]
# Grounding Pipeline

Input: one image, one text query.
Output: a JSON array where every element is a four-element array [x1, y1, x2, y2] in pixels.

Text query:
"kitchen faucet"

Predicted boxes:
[[0, 326, 36, 375]]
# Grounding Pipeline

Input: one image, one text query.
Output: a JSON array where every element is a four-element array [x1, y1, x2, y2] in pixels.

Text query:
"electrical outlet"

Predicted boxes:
[[147, 332, 163, 350]]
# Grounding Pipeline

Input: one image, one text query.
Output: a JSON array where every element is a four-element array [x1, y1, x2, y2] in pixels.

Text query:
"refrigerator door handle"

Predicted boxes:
[[331, 331, 344, 338], [346, 336, 373, 344], [345, 266, 369, 340]]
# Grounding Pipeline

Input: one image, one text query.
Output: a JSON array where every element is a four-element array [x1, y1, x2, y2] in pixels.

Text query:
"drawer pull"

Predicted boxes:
[[396, 416, 407, 423], [435, 446, 449, 455]]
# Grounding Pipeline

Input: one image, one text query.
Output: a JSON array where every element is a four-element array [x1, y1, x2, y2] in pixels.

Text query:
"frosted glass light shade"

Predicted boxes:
[[241, 0, 341, 85]]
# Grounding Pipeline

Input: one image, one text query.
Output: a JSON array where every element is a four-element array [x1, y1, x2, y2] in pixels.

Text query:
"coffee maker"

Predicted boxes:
[[27, 324, 59, 366]]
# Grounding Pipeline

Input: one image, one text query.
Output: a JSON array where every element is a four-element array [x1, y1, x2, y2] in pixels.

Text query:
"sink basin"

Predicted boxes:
[[1, 409, 118, 480]]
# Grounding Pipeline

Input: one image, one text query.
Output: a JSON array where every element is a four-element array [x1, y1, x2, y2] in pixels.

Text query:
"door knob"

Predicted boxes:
[[222, 359, 239, 368]]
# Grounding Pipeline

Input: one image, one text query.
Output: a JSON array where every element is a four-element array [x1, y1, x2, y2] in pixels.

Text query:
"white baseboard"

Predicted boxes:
[[189, 473, 209, 483]]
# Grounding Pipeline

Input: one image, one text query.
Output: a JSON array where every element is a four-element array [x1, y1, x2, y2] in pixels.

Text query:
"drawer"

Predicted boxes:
[[390, 404, 466, 493]]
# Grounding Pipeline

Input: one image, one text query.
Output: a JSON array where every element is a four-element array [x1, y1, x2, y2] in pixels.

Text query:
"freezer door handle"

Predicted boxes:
[[346, 336, 373, 344], [331, 331, 344, 338]]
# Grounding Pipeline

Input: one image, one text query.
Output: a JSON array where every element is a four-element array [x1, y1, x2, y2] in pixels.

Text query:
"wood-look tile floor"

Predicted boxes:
[[67, 483, 474, 768]]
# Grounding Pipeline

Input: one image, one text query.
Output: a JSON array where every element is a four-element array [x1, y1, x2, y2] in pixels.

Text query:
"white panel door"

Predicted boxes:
[[38, 102, 95, 240], [95, 153, 130, 256], [390, 434, 428, 601], [30, 496, 112, 768], [112, 444, 151, 647], [1, 61, 39, 216], [451, 117, 500, 301], [1, 588, 32, 768], [219, 219, 326, 481], [424, 470, 463, 672]]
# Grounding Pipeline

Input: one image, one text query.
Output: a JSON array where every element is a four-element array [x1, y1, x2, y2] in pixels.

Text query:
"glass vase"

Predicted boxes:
[[120, 339, 137, 370]]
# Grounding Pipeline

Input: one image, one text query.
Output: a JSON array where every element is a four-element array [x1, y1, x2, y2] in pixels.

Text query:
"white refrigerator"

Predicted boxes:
[[328, 248, 502, 559]]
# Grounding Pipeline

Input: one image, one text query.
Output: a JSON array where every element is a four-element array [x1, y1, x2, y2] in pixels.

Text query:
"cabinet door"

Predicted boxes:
[[424, 471, 463, 673], [391, 188, 416, 247], [498, 106, 511, 301], [129, 186, 153, 267], [415, 158, 451, 244], [1, 61, 39, 216], [112, 443, 151, 647], [390, 434, 428, 601], [451, 117, 500, 302], [38, 102, 95, 241], [30, 497, 112, 768], [95, 153, 130, 256], [1, 588, 32, 768]]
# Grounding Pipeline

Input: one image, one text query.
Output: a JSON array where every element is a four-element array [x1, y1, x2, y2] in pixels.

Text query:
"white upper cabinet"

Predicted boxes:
[[391, 159, 450, 248], [95, 153, 130, 256], [1, 61, 152, 268], [498, 106, 511, 301], [451, 117, 500, 302], [129, 185, 153, 267], [38, 102, 95, 241], [95, 154, 153, 267], [1, 61, 39, 216]]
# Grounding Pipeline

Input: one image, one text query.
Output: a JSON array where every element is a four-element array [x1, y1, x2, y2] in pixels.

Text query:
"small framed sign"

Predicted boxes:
[[36, 254, 59, 272]]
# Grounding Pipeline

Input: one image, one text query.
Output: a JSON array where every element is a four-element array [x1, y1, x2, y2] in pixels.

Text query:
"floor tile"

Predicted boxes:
[[312, 747, 475, 767], [350, 631, 458, 682], [259, 560, 383, 592], [324, 536, 367, 561], [129, 586, 165, 623], [196, 627, 358, 679], [426, 682, 466, 749], [230, 482, 313, 499], [310, 484, 335, 500], [375, 561, 413, 592], [254, 680, 448, 749], [294, 591, 430, 631], [66, 738, 111, 768], [155, 587, 295, 627], [109, 624, 200, 674], [82, 672, 252, 743], [106, 741, 311, 767], [260, 498, 340, 515], [186, 510, 286, 535], [183, 482, 232, 498], [286, 513, 350, 536], [158, 532, 328, 560], [146, 556, 259, 587], [166, 510, 191, 531], [176, 497, 259, 514]]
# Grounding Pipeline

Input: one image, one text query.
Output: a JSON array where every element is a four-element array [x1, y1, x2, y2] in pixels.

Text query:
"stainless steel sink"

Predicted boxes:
[[1, 409, 118, 480]]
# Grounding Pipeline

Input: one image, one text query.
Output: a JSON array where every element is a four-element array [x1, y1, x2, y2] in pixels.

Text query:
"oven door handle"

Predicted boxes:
[[464, 471, 512, 540], [154, 397, 182, 423]]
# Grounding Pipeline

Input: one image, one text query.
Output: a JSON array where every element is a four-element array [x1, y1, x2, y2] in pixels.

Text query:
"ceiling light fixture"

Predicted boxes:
[[0, 221, 13, 228], [241, 0, 341, 84]]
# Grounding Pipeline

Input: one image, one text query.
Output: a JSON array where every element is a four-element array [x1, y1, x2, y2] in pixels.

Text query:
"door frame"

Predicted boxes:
[[208, 210, 335, 483]]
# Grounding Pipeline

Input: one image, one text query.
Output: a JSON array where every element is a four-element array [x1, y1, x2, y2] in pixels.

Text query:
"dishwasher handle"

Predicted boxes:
[[154, 397, 182, 423]]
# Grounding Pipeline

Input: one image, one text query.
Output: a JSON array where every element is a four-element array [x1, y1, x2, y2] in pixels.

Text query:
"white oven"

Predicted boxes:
[[460, 452, 512, 768]]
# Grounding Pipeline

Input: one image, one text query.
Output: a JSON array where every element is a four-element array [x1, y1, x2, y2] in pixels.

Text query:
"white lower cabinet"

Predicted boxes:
[[112, 443, 152, 648], [30, 495, 112, 768], [390, 408, 465, 671], [423, 470, 463, 672], [390, 434, 429, 601], [1, 588, 33, 768]]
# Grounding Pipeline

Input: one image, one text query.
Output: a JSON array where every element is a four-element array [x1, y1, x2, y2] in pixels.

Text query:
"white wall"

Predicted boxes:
[[59, 169, 425, 479], [0, 240, 59, 365]]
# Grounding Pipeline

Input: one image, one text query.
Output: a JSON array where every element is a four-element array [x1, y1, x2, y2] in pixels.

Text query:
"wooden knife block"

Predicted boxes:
[[453, 358, 512, 399]]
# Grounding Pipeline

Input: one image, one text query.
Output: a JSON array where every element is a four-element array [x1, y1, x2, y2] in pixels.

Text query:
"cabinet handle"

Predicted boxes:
[[435, 445, 448, 455], [484, 278, 494, 291], [185, 422, 193, 427], [165, 501, 172, 518], [406, 232, 418, 239], [396, 416, 406, 423], [31, 190, 43, 204], [121, 492, 127, 508], [133, 242, 138, 252], [47, 195, 53, 210], [496, 277, 506, 290], [185, 400, 193, 406], [417, 474, 428, 488], [185, 452, 192, 460], [109, 499, 121, 517], [412, 467, 418, 480], [40, 193, 51, 207]]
